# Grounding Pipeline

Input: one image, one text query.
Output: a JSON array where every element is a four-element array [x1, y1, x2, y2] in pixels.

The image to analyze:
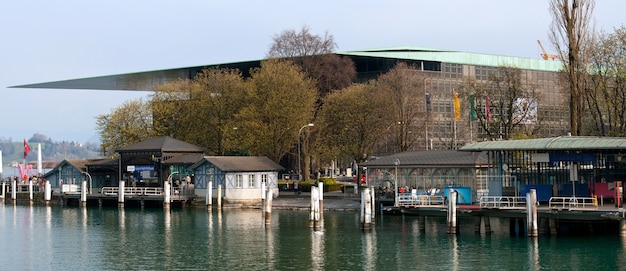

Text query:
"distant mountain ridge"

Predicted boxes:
[[0, 133, 102, 165]]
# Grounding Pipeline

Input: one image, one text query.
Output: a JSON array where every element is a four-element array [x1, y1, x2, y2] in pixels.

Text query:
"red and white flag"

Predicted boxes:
[[23, 139, 30, 159], [485, 96, 492, 122]]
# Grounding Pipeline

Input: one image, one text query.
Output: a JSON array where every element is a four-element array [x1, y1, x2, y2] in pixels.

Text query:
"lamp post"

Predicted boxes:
[[298, 123, 314, 180], [393, 159, 400, 207], [82, 171, 92, 194]]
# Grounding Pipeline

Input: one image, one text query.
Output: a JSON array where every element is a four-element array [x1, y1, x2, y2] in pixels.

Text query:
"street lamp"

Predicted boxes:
[[393, 159, 400, 207], [298, 123, 314, 180]]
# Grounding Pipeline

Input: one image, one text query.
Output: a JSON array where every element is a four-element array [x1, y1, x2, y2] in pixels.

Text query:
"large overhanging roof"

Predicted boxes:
[[10, 46, 563, 92], [460, 136, 626, 152]]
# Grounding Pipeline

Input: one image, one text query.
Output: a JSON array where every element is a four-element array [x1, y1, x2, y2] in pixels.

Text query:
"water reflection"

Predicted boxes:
[[363, 230, 377, 270], [311, 229, 325, 270], [528, 237, 540, 271], [1, 206, 625, 270]]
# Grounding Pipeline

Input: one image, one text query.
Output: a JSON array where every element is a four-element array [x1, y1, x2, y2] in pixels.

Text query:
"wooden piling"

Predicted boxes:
[[164, 180, 171, 207], [206, 181, 213, 210], [118, 180, 125, 208], [28, 180, 33, 203], [81, 180, 87, 207], [11, 179, 16, 202], [217, 184, 222, 209], [361, 188, 372, 230], [447, 190, 457, 234], [265, 188, 273, 225], [418, 215, 426, 233], [318, 182, 324, 229], [44, 181, 51, 205], [526, 189, 538, 237]]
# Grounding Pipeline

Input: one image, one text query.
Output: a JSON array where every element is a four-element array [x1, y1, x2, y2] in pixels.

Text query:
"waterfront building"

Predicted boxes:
[[16, 46, 568, 153], [189, 156, 283, 205]]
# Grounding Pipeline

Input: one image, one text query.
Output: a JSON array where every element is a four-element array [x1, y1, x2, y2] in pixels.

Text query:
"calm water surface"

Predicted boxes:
[[1, 203, 626, 270]]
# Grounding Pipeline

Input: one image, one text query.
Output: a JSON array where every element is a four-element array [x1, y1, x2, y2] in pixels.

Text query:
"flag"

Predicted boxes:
[[469, 92, 477, 121], [485, 96, 492, 122], [453, 92, 461, 121], [425, 92, 431, 121], [24, 139, 30, 159]]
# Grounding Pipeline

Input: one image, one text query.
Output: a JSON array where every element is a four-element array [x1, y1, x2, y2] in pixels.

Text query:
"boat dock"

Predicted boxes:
[[391, 193, 626, 236]]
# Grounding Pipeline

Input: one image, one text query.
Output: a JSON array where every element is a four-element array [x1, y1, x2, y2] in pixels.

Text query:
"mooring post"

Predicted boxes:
[[265, 188, 273, 225], [164, 180, 171, 207], [11, 179, 16, 202], [261, 182, 266, 219], [1, 181, 5, 201], [217, 184, 222, 209], [206, 180, 213, 210], [361, 188, 372, 230], [527, 189, 538, 237], [318, 182, 324, 229], [309, 186, 317, 228], [118, 180, 125, 208], [447, 189, 457, 234], [370, 187, 376, 224], [28, 179, 33, 203], [44, 180, 51, 205], [81, 180, 87, 207]]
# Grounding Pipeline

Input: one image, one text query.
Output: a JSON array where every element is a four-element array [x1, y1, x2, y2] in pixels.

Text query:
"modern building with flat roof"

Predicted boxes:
[[15, 46, 569, 153]]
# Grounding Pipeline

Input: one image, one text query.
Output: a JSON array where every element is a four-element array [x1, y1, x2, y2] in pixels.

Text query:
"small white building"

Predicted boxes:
[[189, 156, 283, 205]]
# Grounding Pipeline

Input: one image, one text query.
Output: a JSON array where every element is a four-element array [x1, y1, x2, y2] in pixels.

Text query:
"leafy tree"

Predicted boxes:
[[461, 66, 541, 140], [96, 98, 154, 156], [237, 59, 318, 166], [317, 83, 388, 165], [549, 0, 595, 135], [150, 68, 250, 154]]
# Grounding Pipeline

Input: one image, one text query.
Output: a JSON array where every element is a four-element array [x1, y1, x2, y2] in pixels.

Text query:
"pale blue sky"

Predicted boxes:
[[1, 0, 624, 143]]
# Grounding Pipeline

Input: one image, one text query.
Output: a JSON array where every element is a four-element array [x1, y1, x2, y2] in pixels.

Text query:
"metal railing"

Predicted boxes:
[[101, 187, 165, 196], [548, 197, 598, 210], [479, 196, 527, 209], [397, 193, 445, 207]]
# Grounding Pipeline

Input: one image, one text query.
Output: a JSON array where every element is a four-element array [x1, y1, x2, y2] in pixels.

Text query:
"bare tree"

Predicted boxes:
[[268, 26, 356, 96], [461, 66, 541, 141], [549, 0, 595, 136], [374, 62, 428, 152], [587, 25, 626, 136]]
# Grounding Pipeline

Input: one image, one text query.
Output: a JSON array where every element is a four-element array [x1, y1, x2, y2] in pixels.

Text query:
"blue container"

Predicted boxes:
[[521, 184, 553, 202], [443, 187, 472, 204]]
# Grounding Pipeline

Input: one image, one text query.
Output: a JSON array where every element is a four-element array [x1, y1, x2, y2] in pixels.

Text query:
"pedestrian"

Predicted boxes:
[[293, 181, 299, 194]]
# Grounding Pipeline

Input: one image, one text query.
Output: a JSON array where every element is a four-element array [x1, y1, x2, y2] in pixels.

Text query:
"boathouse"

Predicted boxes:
[[362, 150, 488, 203], [460, 136, 626, 203], [42, 158, 112, 194], [189, 156, 283, 205]]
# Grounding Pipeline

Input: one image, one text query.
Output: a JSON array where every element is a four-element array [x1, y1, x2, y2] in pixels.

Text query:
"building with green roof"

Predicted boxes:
[[15, 46, 569, 152]]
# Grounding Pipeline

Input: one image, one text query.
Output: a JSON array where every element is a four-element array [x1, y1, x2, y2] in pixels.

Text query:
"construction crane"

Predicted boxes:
[[537, 40, 559, 60]]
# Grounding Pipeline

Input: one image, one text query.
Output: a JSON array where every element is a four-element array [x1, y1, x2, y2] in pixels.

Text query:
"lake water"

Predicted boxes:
[[1, 203, 626, 271]]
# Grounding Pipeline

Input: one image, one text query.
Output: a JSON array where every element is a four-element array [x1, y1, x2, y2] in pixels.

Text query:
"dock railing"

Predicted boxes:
[[397, 193, 445, 207], [479, 196, 527, 209], [101, 187, 164, 196], [548, 197, 598, 210]]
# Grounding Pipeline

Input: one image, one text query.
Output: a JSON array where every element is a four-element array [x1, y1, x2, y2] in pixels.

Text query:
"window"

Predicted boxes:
[[235, 174, 243, 188], [248, 174, 256, 188], [261, 174, 268, 185]]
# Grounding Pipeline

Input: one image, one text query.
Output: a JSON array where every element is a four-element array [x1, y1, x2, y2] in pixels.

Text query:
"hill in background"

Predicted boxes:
[[0, 133, 102, 166]]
